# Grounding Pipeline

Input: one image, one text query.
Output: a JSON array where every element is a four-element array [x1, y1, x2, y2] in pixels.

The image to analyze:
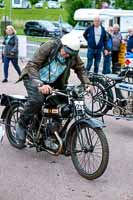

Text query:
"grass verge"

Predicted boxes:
[[0, 2, 68, 35]]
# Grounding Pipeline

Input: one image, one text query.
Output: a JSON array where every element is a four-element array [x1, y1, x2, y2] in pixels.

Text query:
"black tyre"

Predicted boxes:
[[5, 103, 25, 149], [85, 76, 113, 117], [71, 124, 109, 180], [25, 29, 31, 36]]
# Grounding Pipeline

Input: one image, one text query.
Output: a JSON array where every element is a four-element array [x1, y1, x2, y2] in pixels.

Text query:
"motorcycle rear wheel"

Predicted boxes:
[[5, 103, 25, 149], [71, 124, 109, 180], [85, 76, 113, 117]]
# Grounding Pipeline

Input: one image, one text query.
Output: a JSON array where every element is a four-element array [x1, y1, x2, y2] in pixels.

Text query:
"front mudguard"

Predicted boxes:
[[83, 118, 104, 128], [65, 118, 104, 156]]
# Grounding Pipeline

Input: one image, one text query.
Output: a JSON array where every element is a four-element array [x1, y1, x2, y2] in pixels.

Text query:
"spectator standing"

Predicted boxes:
[[112, 24, 122, 73], [83, 16, 108, 73], [102, 26, 113, 74], [127, 27, 133, 53], [2, 25, 21, 83]]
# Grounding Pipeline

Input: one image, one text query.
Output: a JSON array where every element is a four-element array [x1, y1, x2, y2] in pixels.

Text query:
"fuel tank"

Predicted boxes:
[[115, 82, 133, 92]]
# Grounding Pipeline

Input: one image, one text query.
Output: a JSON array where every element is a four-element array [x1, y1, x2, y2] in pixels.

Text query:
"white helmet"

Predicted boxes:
[[61, 33, 80, 56]]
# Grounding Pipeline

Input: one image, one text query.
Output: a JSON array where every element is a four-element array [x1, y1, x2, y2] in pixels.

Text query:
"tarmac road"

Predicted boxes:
[[0, 59, 133, 200]]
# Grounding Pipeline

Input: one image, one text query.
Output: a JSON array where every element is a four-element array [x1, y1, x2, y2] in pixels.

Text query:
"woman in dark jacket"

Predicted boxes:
[[2, 25, 21, 83], [102, 26, 113, 74], [127, 28, 133, 53]]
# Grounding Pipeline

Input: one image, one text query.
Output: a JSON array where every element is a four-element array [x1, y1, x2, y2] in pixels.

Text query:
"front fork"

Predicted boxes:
[[75, 123, 92, 150]]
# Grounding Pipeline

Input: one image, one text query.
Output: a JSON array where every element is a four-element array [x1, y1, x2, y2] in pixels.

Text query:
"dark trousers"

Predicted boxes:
[[3, 56, 21, 79], [102, 54, 111, 74], [87, 48, 102, 73], [112, 51, 119, 73], [19, 77, 45, 128]]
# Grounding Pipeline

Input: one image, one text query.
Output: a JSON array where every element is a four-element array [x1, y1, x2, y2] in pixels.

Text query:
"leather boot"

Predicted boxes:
[[16, 123, 26, 145]]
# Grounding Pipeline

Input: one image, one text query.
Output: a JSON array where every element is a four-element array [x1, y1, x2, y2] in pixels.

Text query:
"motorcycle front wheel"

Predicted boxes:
[[71, 123, 109, 180]]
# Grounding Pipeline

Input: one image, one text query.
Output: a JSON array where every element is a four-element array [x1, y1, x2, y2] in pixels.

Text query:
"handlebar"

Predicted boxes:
[[46, 85, 88, 101], [31, 79, 89, 99]]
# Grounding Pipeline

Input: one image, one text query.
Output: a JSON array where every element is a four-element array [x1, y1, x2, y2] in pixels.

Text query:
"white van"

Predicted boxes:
[[70, 8, 133, 47], [12, 0, 31, 9]]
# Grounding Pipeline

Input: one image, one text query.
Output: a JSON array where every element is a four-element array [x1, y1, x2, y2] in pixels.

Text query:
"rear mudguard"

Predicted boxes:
[[1, 106, 10, 120], [1, 102, 25, 120], [0, 94, 27, 106], [0, 94, 26, 120], [65, 118, 104, 155]]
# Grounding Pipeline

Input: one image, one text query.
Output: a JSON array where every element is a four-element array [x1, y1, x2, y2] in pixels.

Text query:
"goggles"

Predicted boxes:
[[63, 45, 79, 56]]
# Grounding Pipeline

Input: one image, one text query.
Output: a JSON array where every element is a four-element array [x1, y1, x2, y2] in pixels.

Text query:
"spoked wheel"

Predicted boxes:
[[5, 103, 25, 149], [71, 123, 109, 180], [85, 80, 112, 117]]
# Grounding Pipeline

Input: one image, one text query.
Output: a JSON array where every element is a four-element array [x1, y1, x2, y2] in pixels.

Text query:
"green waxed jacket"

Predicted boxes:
[[18, 38, 90, 89]]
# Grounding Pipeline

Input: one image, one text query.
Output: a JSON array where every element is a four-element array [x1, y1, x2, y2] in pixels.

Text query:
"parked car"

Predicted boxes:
[[47, 1, 61, 9], [24, 20, 60, 37], [35, 2, 43, 8], [52, 21, 73, 34]]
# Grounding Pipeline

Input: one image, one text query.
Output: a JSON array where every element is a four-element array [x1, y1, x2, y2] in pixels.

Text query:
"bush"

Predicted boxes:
[[66, 0, 92, 25]]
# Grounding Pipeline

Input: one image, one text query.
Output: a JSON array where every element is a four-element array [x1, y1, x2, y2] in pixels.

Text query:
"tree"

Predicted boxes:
[[29, 0, 38, 5], [66, 0, 92, 25], [115, 0, 133, 9], [95, 0, 111, 8]]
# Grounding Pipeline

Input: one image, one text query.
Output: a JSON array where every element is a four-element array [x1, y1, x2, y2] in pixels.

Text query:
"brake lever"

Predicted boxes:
[[46, 90, 68, 101], [52, 90, 68, 97]]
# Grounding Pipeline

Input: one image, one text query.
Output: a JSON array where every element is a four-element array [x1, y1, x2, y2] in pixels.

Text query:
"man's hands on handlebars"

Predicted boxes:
[[38, 83, 93, 95], [38, 84, 52, 95]]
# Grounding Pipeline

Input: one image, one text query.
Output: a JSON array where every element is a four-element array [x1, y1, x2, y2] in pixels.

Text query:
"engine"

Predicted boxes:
[[42, 104, 71, 118], [113, 82, 133, 117], [113, 95, 133, 116]]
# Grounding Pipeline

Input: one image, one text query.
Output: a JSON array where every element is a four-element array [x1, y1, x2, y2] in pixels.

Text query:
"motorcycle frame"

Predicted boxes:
[[0, 91, 104, 155]]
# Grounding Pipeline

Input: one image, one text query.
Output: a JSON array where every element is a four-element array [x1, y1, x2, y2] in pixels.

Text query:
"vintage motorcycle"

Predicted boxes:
[[85, 66, 133, 119], [0, 83, 109, 180]]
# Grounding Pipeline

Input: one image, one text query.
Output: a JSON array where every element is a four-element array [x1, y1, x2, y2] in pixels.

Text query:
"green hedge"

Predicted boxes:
[[0, 2, 68, 35]]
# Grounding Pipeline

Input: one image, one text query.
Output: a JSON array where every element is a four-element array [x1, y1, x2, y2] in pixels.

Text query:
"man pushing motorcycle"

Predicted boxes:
[[16, 33, 92, 148]]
